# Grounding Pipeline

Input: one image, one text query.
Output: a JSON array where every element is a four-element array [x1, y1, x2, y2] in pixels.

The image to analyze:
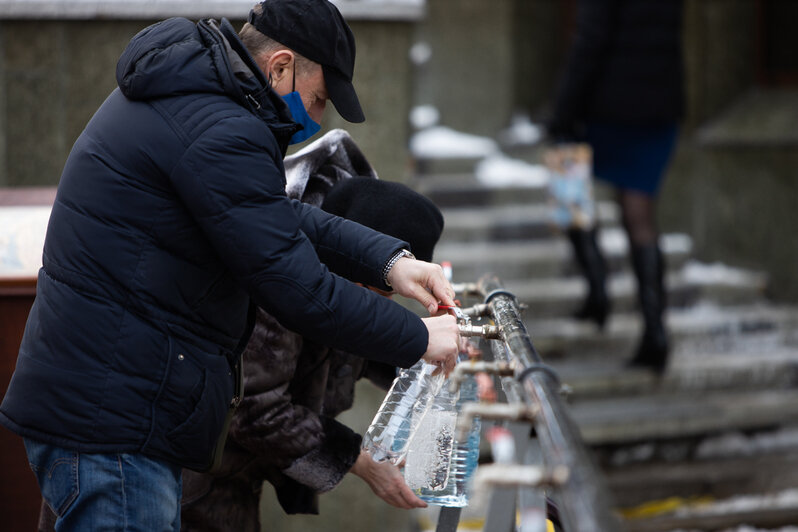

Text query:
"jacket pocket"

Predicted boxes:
[[153, 331, 234, 468]]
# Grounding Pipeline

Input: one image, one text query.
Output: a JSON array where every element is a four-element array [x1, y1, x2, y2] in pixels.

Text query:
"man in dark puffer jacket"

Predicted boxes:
[[180, 176, 445, 532], [1, 1, 459, 530]]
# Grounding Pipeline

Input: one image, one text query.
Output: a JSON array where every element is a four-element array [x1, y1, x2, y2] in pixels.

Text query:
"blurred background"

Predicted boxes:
[[1, 0, 796, 302], [2, 1, 798, 531]]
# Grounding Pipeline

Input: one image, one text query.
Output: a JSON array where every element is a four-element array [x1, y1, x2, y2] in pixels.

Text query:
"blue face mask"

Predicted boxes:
[[281, 91, 321, 145]]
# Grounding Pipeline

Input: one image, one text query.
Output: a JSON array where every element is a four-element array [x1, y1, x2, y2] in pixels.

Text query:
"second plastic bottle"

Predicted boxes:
[[361, 359, 446, 464]]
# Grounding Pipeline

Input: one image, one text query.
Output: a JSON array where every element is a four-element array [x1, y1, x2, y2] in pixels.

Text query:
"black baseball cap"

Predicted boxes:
[[248, 0, 365, 123]]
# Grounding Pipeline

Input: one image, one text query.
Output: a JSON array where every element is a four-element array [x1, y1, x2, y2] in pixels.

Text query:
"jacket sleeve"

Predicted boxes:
[[281, 417, 361, 493], [229, 311, 361, 492], [290, 199, 405, 291], [169, 116, 425, 368]]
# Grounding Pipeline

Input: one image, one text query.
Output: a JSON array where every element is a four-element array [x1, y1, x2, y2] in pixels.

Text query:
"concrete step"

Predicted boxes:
[[415, 172, 550, 208], [605, 432, 798, 532], [604, 435, 798, 509], [436, 229, 693, 282], [501, 264, 768, 320], [619, 489, 798, 532], [570, 387, 798, 446], [551, 346, 798, 399], [414, 157, 483, 176], [414, 166, 620, 208], [437, 201, 620, 243], [525, 303, 798, 361]]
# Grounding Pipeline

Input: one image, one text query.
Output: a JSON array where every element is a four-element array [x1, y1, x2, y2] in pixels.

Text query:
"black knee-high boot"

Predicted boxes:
[[628, 242, 669, 372], [567, 227, 610, 329]]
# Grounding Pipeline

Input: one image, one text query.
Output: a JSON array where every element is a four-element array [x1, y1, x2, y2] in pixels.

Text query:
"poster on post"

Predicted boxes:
[[0, 205, 50, 278]]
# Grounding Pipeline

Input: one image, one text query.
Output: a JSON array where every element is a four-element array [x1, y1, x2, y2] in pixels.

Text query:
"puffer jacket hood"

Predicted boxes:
[[117, 17, 299, 150], [118, 18, 245, 103], [117, 18, 227, 101]]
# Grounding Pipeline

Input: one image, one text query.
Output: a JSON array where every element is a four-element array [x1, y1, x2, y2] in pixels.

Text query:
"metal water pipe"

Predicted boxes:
[[475, 274, 621, 532]]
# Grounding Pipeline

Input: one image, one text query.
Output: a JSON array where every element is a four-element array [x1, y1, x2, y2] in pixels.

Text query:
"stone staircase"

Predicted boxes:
[[413, 154, 798, 531]]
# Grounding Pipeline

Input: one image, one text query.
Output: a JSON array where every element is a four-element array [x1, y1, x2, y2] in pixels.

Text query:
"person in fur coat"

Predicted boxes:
[[178, 176, 445, 531]]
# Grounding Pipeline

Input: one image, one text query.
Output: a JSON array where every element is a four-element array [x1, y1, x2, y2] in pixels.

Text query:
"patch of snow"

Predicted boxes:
[[681, 260, 766, 287], [695, 427, 798, 460], [673, 301, 732, 322], [722, 527, 798, 532], [597, 230, 692, 257], [662, 233, 693, 255], [599, 228, 628, 255], [498, 113, 544, 147], [610, 442, 656, 467], [695, 432, 756, 459], [474, 154, 549, 188], [409, 126, 499, 160], [409, 41, 432, 66], [410, 105, 440, 130], [675, 488, 798, 517]]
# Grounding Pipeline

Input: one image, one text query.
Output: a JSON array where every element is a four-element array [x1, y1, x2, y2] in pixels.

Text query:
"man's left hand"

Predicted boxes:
[[386, 257, 455, 315]]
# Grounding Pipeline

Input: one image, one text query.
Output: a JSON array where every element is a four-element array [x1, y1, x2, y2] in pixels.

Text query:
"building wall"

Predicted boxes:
[[0, 20, 147, 188], [316, 20, 415, 182], [412, 0, 515, 137], [661, 0, 798, 301], [681, 0, 758, 128], [0, 12, 417, 187], [511, 0, 567, 120]]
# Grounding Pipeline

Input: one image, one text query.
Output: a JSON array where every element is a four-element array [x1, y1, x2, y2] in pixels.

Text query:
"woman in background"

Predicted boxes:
[[548, 0, 685, 373]]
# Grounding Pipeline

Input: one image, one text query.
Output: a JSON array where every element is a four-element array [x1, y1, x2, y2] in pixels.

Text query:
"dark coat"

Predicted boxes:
[[0, 17, 426, 471], [549, 0, 685, 136], [180, 135, 397, 531]]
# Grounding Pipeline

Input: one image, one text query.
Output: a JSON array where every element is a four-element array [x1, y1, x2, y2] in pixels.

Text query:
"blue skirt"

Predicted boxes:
[[586, 122, 679, 197]]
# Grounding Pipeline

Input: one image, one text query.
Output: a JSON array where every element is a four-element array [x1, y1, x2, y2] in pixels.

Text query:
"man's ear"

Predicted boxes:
[[263, 50, 294, 88]]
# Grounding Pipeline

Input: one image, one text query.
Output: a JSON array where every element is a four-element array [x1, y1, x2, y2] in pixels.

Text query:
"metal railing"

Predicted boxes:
[[443, 274, 620, 532]]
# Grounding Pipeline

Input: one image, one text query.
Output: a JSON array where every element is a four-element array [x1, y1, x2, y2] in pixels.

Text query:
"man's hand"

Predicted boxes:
[[351, 451, 427, 509], [421, 314, 459, 375], [386, 257, 455, 315]]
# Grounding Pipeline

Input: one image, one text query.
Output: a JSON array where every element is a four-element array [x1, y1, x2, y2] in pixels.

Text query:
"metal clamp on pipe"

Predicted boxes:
[[455, 402, 538, 441], [462, 303, 491, 318], [473, 463, 570, 492], [458, 323, 501, 339], [451, 282, 480, 297]]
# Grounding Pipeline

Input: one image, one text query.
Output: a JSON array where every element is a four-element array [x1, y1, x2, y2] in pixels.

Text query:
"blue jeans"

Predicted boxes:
[[24, 438, 182, 531]]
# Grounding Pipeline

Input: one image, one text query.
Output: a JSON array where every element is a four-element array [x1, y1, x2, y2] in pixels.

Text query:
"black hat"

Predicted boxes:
[[248, 0, 365, 123], [321, 178, 444, 263]]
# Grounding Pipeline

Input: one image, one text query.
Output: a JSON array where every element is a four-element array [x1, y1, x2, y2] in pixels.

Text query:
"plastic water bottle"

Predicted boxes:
[[412, 370, 481, 507], [403, 374, 459, 492], [361, 359, 446, 464]]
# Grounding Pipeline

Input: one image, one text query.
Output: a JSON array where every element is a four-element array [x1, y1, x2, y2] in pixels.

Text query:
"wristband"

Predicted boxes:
[[382, 249, 415, 288]]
